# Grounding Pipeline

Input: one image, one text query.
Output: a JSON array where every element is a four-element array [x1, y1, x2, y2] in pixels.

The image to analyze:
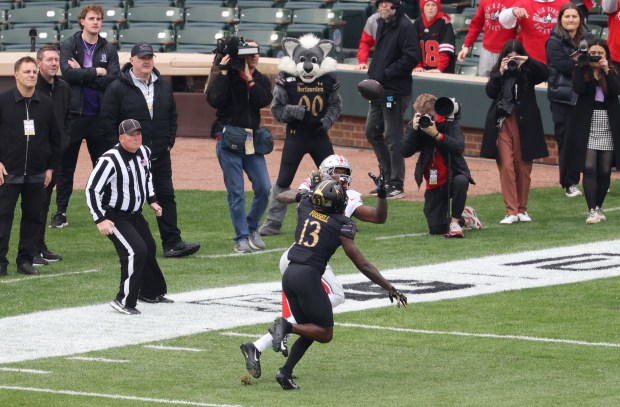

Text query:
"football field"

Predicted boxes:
[[1, 186, 619, 406]]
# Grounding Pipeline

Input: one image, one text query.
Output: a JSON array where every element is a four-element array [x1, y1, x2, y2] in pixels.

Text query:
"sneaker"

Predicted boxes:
[[259, 220, 282, 236], [248, 230, 266, 251], [462, 206, 483, 229], [240, 342, 262, 378], [499, 214, 519, 224], [517, 212, 532, 222], [586, 209, 600, 224], [369, 188, 378, 196], [41, 248, 62, 262], [17, 262, 39, 275], [109, 299, 141, 315], [276, 369, 299, 390], [163, 241, 201, 258], [33, 255, 49, 266], [234, 238, 252, 254], [386, 186, 405, 200], [565, 185, 582, 198], [596, 207, 607, 221], [444, 222, 464, 238], [268, 316, 290, 353], [49, 212, 68, 228], [138, 295, 174, 303]]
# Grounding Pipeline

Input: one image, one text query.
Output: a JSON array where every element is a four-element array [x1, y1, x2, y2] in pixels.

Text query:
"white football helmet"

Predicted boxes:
[[319, 154, 352, 188]]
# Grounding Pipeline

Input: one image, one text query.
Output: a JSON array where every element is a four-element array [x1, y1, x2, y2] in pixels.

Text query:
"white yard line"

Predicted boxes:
[[195, 247, 287, 259], [0, 367, 49, 374], [336, 322, 620, 348], [0, 269, 99, 284], [143, 345, 203, 352], [65, 356, 129, 363], [0, 386, 242, 407]]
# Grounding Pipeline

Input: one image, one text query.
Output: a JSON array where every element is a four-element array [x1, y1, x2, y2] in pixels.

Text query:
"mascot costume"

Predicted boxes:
[[259, 34, 342, 236]]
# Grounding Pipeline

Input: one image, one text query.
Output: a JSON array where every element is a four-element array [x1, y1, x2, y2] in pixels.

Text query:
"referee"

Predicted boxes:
[[85, 119, 172, 315]]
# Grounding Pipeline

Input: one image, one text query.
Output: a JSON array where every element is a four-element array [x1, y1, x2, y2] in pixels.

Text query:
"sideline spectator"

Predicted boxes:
[[356, 12, 380, 70], [413, 0, 456, 73], [402, 93, 482, 237], [207, 40, 273, 253], [457, 0, 519, 77], [365, 0, 421, 199], [546, 4, 593, 198], [482, 40, 549, 224], [499, 0, 571, 64], [602, 0, 620, 71], [86, 119, 173, 315], [99, 43, 200, 258], [565, 39, 620, 224], [35, 46, 71, 266], [51, 4, 119, 229], [0, 56, 61, 277]]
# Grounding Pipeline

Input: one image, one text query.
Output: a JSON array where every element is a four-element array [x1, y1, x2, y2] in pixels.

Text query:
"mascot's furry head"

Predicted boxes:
[[278, 34, 338, 83]]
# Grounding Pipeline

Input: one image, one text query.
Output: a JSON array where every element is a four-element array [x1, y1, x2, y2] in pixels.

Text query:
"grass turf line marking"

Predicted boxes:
[[0, 367, 49, 374], [0, 269, 98, 284], [66, 356, 129, 363], [196, 247, 287, 259], [220, 332, 263, 338], [0, 386, 241, 407], [143, 345, 203, 352], [336, 322, 620, 348]]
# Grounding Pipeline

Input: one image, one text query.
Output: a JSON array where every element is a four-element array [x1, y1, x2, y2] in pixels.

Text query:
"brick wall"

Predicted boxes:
[[260, 109, 560, 166]]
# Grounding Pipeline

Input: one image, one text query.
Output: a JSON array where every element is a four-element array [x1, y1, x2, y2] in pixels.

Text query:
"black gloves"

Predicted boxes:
[[368, 169, 387, 199], [388, 288, 408, 308]]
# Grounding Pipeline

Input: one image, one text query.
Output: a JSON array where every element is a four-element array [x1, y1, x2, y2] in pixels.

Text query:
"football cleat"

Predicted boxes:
[[240, 342, 262, 378], [268, 317, 290, 354], [276, 369, 299, 390]]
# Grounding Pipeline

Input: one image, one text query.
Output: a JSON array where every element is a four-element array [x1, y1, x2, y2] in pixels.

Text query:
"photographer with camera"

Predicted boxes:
[[482, 40, 549, 224], [546, 4, 594, 199], [402, 94, 482, 237], [564, 39, 620, 224], [207, 38, 273, 253]]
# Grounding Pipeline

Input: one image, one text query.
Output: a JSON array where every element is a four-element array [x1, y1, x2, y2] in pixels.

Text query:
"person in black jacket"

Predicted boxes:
[[366, 0, 421, 199], [482, 40, 549, 225], [546, 4, 593, 198], [402, 93, 482, 237], [34, 45, 71, 266], [207, 39, 273, 253], [99, 43, 200, 258], [0, 56, 62, 277], [50, 4, 120, 230]]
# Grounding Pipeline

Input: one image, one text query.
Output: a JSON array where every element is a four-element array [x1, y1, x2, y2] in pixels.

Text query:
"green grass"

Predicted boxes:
[[1, 182, 620, 406]]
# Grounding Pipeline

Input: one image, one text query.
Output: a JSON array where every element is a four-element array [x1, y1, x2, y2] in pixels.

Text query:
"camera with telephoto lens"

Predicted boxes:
[[506, 58, 519, 72], [577, 52, 601, 67], [212, 36, 259, 72], [419, 113, 434, 129]]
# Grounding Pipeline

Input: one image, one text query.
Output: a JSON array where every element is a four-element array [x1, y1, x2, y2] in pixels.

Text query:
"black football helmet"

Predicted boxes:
[[312, 180, 348, 214]]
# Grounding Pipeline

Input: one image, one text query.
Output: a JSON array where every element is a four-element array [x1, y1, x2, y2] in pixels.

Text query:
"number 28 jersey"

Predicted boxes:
[[287, 195, 357, 272]]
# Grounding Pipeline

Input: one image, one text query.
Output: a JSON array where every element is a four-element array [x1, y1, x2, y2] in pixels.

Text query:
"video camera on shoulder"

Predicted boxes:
[[212, 36, 259, 72]]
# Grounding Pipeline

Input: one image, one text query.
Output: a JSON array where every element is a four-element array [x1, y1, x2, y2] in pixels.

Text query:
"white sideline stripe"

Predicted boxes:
[[0, 367, 49, 374], [336, 322, 620, 348], [374, 232, 427, 240], [603, 206, 620, 212], [143, 345, 203, 352], [196, 247, 287, 259], [66, 356, 129, 363], [220, 332, 262, 338], [0, 269, 98, 284], [0, 386, 241, 407]]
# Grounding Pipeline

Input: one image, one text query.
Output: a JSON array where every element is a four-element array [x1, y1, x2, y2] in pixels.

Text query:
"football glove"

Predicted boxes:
[[309, 170, 324, 189], [368, 168, 387, 199], [388, 288, 408, 308]]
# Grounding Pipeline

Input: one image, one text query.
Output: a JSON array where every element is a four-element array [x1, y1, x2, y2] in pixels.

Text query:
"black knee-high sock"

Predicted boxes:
[[583, 149, 598, 210], [281, 336, 314, 376]]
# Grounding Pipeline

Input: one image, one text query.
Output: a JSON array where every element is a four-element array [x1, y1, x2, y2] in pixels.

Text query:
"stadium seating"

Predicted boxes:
[[126, 6, 184, 29], [59, 27, 118, 45], [176, 27, 227, 52], [8, 6, 66, 30], [601, 26, 608, 40], [118, 27, 175, 51], [1, 27, 58, 51], [457, 64, 478, 76], [285, 8, 345, 53], [237, 29, 285, 57], [184, 6, 236, 29], [238, 7, 292, 30], [67, 6, 126, 29]]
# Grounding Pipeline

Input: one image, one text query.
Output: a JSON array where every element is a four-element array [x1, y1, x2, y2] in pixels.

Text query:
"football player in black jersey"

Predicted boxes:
[[267, 180, 407, 390]]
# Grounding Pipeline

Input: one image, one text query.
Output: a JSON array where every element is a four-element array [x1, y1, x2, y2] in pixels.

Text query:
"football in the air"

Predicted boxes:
[[357, 79, 385, 101]]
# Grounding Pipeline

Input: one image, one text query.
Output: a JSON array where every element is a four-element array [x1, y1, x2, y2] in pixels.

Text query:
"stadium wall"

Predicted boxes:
[[0, 52, 558, 165]]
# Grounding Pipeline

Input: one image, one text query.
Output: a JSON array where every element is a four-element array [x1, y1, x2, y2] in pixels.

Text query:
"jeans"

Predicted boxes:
[[216, 141, 271, 242], [364, 94, 410, 190]]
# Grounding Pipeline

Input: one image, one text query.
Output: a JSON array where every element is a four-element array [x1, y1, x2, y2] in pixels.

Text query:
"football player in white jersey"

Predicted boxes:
[[240, 154, 387, 379]]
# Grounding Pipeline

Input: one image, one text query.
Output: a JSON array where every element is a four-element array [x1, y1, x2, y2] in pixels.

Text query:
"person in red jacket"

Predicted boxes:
[[499, 0, 571, 64], [413, 0, 456, 73], [456, 0, 518, 76], [356, 12, 379, 70], [602, 0, 620, 71]]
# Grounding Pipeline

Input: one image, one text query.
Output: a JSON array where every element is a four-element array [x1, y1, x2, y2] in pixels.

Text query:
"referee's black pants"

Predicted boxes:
[[0, 182, 44, 266], [106, 211, 167, 308]]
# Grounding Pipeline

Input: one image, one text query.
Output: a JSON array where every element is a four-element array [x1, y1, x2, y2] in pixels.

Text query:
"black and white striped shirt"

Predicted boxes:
[[85, 144, 156, 223]]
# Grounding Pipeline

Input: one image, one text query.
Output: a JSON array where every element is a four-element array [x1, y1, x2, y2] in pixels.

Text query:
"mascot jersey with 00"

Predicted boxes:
[[287, 195, 357, 272]]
